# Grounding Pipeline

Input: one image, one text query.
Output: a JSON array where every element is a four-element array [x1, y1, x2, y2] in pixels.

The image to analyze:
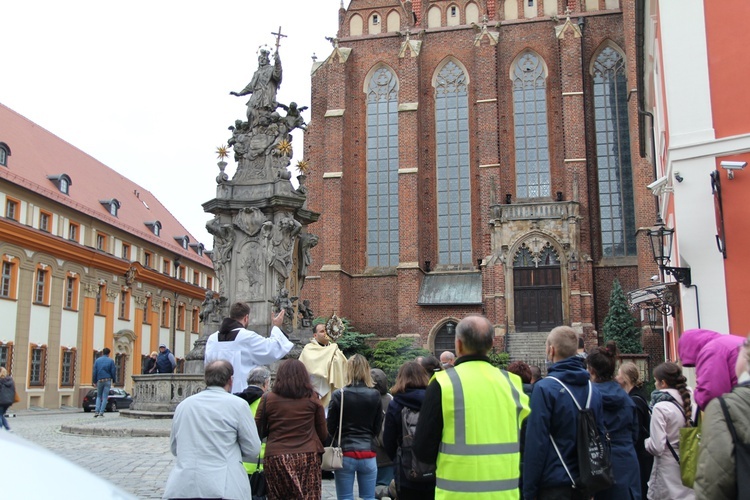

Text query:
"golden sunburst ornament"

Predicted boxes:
[[296, 159, 311, 175], [216, 145, 230, 160], [277, 139, 293, 157]]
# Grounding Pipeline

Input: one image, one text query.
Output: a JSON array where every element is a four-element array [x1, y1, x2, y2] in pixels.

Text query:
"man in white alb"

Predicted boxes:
[[205, 301, 293, 393]]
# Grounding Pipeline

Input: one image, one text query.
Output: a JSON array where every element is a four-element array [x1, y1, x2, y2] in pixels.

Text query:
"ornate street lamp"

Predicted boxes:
[[646, 222, 692, 286]]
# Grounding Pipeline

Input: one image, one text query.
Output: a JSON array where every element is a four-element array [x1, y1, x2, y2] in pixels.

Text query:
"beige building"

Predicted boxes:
[[0, 103, 215, 409]]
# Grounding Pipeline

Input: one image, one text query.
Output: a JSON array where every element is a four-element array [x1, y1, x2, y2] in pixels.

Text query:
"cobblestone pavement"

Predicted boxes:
[[6, 408, 348, 499]]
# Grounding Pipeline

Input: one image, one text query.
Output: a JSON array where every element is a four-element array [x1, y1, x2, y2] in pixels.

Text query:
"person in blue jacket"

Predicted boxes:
[[523, 326, 606, 500], [586, 342, 642, 500], [156, 344, 176, 373], [92, 347, 117, 417]]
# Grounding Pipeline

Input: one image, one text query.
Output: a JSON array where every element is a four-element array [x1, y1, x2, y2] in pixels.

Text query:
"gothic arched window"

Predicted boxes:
[[366, 66, 399, 267], [592, 46, 636, 257], [512, 51, 551, 199], [435, 60, 472, 266]]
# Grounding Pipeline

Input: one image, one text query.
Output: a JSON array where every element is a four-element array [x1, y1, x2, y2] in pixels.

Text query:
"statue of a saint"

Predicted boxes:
[[230, 49, 283, 127]]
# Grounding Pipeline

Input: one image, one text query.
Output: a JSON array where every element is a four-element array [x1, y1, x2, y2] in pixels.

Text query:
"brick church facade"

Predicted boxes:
[[303, 0, 660, 360]]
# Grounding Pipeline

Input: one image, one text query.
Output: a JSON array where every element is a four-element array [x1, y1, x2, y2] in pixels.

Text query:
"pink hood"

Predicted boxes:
[[678, 329, 721, 366], [677, 328, 745, 409]]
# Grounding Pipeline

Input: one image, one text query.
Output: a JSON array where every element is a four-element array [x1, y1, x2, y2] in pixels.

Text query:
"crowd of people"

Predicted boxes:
[[161, 303, 749, 500]]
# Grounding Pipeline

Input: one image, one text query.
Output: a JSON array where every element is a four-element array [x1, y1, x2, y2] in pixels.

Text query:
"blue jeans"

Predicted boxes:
[[0, 405, 9, 430], [377, 463, 394, 486], [95, 379, 111, 414], [335, 456, 377, 500]]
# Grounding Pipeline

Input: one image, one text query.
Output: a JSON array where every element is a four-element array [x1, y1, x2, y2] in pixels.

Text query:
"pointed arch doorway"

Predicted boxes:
[[513, 242, 562, 332]]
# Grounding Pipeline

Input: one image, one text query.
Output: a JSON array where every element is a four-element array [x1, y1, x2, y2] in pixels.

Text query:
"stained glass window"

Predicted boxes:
[[366, 67, 399, 267]]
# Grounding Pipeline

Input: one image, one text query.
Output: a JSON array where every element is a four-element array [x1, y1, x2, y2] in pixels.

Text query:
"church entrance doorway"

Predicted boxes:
[[513, 243, 562, 332]]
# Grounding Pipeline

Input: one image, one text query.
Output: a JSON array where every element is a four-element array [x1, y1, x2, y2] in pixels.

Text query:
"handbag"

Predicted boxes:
[[250, 459, 267, 500], [250, 396, 268, 500], [322, 388, 344, 471], [678, 413, 701, 488], [665, 402, 701, 488]]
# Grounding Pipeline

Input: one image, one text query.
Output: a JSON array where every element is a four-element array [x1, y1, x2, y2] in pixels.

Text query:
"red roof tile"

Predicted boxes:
[[0, 103, 213, 268]]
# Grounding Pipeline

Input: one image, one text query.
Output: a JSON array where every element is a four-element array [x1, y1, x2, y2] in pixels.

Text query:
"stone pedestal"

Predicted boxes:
[[129, 374, 205, 413]]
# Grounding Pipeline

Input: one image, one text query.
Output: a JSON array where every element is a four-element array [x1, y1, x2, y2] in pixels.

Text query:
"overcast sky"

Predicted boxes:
[[1, 0, 341, 248]]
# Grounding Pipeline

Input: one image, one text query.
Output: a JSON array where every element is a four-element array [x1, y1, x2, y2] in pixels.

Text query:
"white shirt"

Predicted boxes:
[[205, 325, 293, 393]]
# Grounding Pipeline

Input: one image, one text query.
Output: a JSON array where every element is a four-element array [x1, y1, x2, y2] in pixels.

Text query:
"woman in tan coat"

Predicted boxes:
[[694, 340, 750, 499]]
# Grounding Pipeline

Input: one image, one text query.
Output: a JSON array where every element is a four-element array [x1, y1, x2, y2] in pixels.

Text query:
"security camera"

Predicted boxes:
[[720, 161, 747, 179], [647, 176, 668, 193], [674, 172, 684, 183], [649, 275, 659, 282], [720, 161, 747, 170]]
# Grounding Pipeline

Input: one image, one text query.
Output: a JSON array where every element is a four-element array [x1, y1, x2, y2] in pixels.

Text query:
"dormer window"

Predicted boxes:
[[145, 220, 162, 236], [0, 142, 10, 167], [189, 242, 205, 256], [174, 235, 189, 249], [47, 174, 72, 195], [0, 149, 5, 167], [100, 199, 120, 217]]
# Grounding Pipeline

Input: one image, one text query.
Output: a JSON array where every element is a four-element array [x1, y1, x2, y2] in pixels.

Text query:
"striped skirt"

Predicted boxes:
[[264, 452, 322, 500]]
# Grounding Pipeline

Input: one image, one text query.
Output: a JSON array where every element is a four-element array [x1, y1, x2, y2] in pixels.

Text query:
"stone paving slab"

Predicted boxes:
[[61, 412, 172, 437]]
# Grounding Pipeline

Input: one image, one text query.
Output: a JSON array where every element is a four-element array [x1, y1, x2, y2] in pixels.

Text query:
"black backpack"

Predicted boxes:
[[547, 377, 614, 495], [397, 407, 436, 482]]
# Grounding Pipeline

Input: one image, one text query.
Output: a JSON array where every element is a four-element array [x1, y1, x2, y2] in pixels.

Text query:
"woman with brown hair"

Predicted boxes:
[[327, 354, 383, 500], [255, 359, 328, 500], [382, 361, 435, 499], [644, 362, 697, 499]]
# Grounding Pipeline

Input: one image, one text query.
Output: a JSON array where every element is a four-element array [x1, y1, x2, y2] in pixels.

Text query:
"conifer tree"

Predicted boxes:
[[602, 279, 642, 354]]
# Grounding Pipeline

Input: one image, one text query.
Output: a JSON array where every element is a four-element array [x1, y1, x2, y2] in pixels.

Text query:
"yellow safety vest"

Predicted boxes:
[[434, 361, 530, 499], [244, 397, 266, 474]]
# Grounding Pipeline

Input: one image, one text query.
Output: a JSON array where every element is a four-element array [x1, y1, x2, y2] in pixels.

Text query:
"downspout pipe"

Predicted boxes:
[[635, 0, 659, 218]]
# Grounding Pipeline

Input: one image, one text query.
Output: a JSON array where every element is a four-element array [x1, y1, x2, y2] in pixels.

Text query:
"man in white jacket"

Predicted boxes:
[[205, 302, 293, 393], [164, 360, 260, 500]]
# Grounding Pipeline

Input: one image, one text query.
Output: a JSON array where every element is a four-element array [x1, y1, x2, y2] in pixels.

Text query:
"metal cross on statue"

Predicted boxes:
[[272, 26, 287, 51]]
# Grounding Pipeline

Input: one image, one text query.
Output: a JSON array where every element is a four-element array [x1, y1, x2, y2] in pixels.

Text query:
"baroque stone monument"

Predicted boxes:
[[200, 39, 319, 341], [128, 32, 318, 414]]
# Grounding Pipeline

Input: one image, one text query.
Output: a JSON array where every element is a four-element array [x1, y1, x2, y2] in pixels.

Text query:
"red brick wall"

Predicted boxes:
[[305, 3, 658, 356]]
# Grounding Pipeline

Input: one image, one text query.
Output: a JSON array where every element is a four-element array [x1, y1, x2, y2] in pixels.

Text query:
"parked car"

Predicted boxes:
[[82, 388, 133, 413]]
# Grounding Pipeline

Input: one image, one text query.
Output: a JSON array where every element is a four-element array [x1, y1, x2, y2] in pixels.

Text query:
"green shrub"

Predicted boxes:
[[487, 350, 510, 369], [370, 338, 431, 385]]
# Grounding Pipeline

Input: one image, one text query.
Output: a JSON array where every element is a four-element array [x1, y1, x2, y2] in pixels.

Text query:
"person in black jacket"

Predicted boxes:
[[616, 361, 653, 498], [383, 361, 435, 500], [0, 366, 16, 431], [142, 351, 157, 374], [327, 354, 383, 500]]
